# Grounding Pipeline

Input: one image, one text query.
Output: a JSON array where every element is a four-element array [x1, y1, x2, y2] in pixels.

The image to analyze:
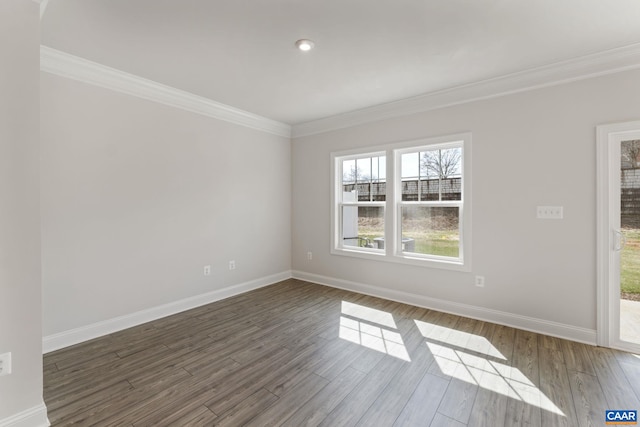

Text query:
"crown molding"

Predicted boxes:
[[40, 46, 292, 138], [292, 42, 640, 138]]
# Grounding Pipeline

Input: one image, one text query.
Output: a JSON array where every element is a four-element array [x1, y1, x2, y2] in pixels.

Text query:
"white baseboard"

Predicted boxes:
[[43, 268, 597, 353], [0, 403, 49, 427], [292, 270, 597, 345], [43, 271, 292, 353]]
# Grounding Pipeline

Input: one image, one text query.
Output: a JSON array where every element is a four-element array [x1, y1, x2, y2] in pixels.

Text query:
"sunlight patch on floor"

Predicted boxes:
[[341, 301, 397, 329], [339, 302, 410, 361], [414, 320, 506, 360], [426, 342, 564, 416]]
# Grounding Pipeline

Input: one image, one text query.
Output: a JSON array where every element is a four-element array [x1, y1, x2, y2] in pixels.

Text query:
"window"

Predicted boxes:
[[337, 152, 386, 252], [398, 144, 462, 259], [331, 134, 471, 271]]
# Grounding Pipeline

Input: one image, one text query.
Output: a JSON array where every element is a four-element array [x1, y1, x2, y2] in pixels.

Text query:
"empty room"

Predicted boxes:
[[2, 0, 640, 426]]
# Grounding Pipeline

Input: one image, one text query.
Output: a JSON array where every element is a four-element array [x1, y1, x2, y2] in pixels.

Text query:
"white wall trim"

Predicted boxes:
[[43, 271, 292, 353], [292, 42, 640, 138], [292, 270, 597, 345], [596, 123, 614, 347], [0, 403, 49, 427], [39, 46, 292, 138], [44, 267, 598, 353]]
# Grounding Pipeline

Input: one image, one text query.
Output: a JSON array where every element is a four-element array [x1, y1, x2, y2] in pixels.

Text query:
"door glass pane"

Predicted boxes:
[[620, 138, 640, 344], [401, 206, 459, 257]]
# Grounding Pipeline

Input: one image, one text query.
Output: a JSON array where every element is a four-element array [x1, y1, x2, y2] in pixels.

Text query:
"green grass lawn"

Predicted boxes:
[[358, 220, 459, 258], [621, 229, 640, 295], [357, 211, 460, 257], [409, 230, 459, 257]]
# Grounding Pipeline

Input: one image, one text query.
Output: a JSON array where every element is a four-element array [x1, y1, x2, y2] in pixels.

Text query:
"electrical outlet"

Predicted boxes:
[[203, 265, 211, 276], [475, 276, 485, 287], [0, 352, 12, 376], [307, 251, 313, 260], [229, 260, 235, 270], [536, 206, 563, 219]]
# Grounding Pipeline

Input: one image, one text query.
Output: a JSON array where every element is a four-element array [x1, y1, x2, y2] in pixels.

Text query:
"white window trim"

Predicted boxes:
[[330, 133, 472, 272], [332, 150, 387, 256]]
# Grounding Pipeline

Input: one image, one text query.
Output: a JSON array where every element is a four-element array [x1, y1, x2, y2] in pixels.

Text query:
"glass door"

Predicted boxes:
[[597, 122, 640, 353], [619, 137, 640, 347]]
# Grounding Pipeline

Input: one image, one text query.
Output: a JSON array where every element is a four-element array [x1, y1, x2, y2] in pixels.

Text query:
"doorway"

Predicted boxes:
[[597, 121, 640, 353]]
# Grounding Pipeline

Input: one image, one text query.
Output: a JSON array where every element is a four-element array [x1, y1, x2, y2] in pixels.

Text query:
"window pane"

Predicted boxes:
[[441, 176, 462, 201], [356, 158, 372, 201], [342, 155, 386, 202], [342, 159, 356, 184], [370, 180, 385, 201], [421, 147, 462, 179], [372, 156, 386, 201], [401, 206, 459, 257], [372, 156, 386, 181], [401, 152, 419, 201], [419, 176, 462, 201], [401, 180, 418, 201], [419, 147, 462, 201], [356, 158, 371, 182], [401, 152, 420, 179], [419, 178, 440, 201], [372, 157, 379, 180], [342, 206, 384, 249]]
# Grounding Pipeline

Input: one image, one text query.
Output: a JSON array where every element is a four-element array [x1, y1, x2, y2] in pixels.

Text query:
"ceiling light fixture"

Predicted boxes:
[[295, 39, 315, 52]]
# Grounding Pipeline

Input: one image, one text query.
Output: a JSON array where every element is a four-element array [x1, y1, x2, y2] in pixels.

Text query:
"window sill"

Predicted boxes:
[[331, 247, 470, 272]]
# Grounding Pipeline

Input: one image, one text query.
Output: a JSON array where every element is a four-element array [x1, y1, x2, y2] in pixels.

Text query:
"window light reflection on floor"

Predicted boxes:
[[341, 301, 397, 329], [337, 302, 566, 417], [339, 301, 410, 361], [414, 321, 507, 360], [416, 320, 565, 417]]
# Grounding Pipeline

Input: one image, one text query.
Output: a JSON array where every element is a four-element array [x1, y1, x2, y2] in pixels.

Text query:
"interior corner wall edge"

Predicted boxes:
[[290, 66, 640, 336], [0, 0, 46, 424]]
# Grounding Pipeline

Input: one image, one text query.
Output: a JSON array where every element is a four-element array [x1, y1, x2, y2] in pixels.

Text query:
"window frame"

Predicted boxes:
[[330, 133, 471, 272], [333, 150, 387, 256]]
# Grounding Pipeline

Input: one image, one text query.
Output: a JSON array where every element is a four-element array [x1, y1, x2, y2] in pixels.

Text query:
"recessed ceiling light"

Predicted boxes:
[[295, 39, 315, 52]]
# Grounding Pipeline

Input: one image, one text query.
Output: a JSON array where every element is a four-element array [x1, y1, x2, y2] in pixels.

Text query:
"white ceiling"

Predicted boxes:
[[41, 0, 640, 126]]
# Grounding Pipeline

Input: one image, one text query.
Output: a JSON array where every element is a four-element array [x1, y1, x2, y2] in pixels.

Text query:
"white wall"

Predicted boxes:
[[292, 68, 640, 337], [40, 73, 291, 338], [0, 0, 47, 424]]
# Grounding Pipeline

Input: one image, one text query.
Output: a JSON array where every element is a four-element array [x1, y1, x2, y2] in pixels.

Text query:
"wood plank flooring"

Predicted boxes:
[[43, 279, 640, 426]]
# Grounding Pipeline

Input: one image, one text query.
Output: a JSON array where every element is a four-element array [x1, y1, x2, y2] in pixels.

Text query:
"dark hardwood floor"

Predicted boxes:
[[43, 279, 640, 426]]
